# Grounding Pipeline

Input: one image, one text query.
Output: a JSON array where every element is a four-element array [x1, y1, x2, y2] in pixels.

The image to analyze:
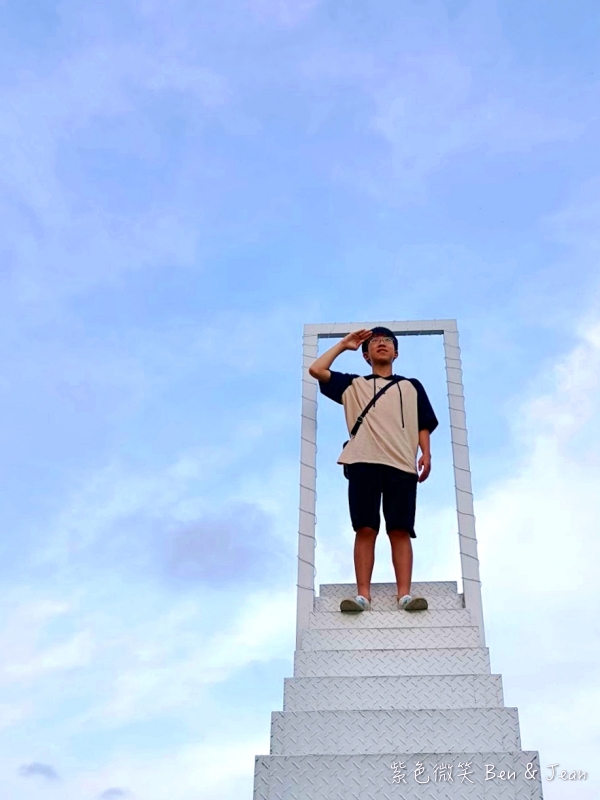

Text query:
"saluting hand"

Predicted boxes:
[[341, 329, 372, 351]]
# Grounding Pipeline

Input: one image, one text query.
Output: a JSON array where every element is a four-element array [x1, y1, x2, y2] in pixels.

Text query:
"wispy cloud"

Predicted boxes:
[[0, 598, 88, 688], [86, 587, 295, 727], [164, 504, 288, 585], [18, 762, 60, 781], [99, 790, 131, 799], [0, 0, 598, 798], [0, 5, 232, 318], [5, 631, 94, 681], [71, 737, 266, 800], [36, 417, 294, 584], [369, 56, 580, 186], [297, 4, 589, 196], [475, 318, 600, 799], [6, 298, 597, 800]]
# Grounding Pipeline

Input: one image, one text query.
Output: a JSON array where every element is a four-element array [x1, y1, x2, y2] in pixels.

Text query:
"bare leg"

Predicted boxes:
[[388, 529, 413, 598], [354, 527, 378, 601]]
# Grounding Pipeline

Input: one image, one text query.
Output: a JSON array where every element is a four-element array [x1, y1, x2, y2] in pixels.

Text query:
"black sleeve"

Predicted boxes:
[[408, 379, 439, 433], [318, 371, 358, 404]]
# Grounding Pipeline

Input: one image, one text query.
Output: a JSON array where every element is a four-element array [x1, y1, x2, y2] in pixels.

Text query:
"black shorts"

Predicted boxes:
[[346, 462, 418, 537]]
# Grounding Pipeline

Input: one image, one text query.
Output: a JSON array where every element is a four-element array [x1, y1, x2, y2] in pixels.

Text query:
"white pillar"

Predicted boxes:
[[443, 324, 486, 646], [295, 329, 318, 648]]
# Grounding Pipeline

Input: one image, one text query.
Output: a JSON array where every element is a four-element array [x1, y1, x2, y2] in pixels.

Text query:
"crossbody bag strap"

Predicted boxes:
[[349, 376, 401, 438]]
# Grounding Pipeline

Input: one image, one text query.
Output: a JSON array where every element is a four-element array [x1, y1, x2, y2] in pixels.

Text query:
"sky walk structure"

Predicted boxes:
[[253, 320, 544, 799]]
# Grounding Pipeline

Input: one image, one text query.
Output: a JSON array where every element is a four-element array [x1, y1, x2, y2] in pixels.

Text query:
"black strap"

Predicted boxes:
[[349, 376, 401, 438]]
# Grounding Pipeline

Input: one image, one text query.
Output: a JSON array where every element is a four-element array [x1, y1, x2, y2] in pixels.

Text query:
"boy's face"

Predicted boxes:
[[363, 335, 398, 365]]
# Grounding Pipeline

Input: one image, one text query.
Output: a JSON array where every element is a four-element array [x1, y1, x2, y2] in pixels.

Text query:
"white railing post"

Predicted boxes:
[[295, 328, 318, 649], [443, 324, 486, 646]]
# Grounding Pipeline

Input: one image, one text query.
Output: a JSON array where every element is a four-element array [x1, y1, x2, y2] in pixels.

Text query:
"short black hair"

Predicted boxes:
[[361, 326, 399, 353]]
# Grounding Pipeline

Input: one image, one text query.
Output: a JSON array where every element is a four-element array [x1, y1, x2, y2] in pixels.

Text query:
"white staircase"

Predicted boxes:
[[253, 581, 544, 799]]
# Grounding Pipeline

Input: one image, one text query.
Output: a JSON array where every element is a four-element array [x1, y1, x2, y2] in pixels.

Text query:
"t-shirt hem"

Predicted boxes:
[[337, 456, 417, 475]]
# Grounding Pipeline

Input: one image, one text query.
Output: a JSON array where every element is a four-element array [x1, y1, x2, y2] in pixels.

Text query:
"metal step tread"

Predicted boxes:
[[283, 674, 504, 711], [254, 751, 543, 800], [270, 708, 521, 755], [294, 647, 491, 677], [319, 581, 459, 599], [315, 594, 464, 611], [308, 609, 473, 629], [302, 626, 480, 651]]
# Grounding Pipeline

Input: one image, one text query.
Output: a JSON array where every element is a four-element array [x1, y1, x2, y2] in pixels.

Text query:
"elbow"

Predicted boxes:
[[308, 365, 328, 381]]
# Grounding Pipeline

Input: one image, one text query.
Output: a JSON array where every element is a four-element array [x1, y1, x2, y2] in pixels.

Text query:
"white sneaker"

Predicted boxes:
[[340, 595, 371, 612], [398, 594, 428, 611]]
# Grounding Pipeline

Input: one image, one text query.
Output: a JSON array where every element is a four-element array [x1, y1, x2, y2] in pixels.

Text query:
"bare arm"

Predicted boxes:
[[417, 429, 431, 483], [308, 329, 372, 383]]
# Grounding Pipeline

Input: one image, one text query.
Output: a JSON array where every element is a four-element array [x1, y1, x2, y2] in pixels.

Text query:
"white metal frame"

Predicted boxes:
[[296, 319, 485, 648]]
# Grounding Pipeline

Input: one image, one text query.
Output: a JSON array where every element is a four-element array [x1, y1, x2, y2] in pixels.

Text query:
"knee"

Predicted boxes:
[[355, 526, 378, 541], [388, 528, 411, 540]]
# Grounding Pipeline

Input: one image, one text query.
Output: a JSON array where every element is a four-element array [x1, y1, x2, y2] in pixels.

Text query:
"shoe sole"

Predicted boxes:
[[340, 599, 368, 612], [401, 597, 428, 611]]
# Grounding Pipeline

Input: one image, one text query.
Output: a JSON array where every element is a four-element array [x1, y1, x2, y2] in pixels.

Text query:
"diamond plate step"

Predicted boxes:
[[270, 708, 521, 755], [283, 675, 504, 711], [294, 647, 491, 677], [308, 609, 473, 629], [302, 626, 480, 651], [315, 594, 464, 611], [319, 581, 459, 599], [254, 752, 544, 800]]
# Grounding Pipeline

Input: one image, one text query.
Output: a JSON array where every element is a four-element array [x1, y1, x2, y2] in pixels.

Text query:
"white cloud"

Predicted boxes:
[[474, 318, 600, 799], [0, 7, 231, 316], [83, 587, 295, 728], [478, 319, 600, 594], [358, 43, 582, 195], [0, 581, 294, 800], [5, 631, 94, 680], [374, 80, 577, 177], [36, 400, 295, 570], [0, 704, 30, 731], [297, 5, 586, 196], [9, 316, 598, 794], [0, 597, 87, 685], [70, 737, 263, 800]]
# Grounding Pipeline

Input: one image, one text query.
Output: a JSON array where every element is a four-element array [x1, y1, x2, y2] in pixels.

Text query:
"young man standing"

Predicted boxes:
[[308, 327, 438, 613]]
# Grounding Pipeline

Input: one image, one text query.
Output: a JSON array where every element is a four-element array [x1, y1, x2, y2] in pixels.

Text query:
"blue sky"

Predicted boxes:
[[0, 0, 599, 797]]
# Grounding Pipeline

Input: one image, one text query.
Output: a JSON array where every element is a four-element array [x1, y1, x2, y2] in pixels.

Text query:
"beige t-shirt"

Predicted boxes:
[[319, 372, 438, 475]]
